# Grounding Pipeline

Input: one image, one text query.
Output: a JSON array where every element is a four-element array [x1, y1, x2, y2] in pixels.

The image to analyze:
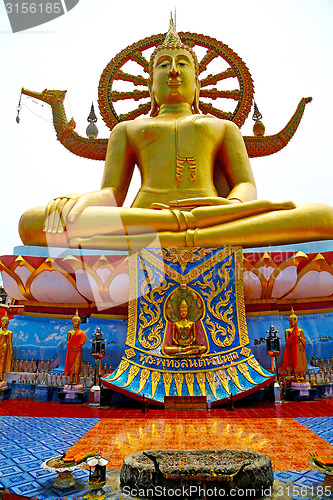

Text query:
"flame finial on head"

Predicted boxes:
[[72, 308, 80, 322], [289, 307, 298, 322], [149, 15, 199, 80], [163, 12, 181, 46]]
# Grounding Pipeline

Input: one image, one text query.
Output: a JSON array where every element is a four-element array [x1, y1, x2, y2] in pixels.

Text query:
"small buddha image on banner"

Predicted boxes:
[[103, 247, 272, 403]]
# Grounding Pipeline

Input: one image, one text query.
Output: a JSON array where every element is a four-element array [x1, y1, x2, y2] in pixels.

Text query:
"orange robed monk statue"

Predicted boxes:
[[64, 310, 87, 385], [281, 308, 308, 380]]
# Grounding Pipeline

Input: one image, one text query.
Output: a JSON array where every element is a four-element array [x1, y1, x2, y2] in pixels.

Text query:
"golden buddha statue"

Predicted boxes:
[[64, 310, 87, 385], [19, 19, 333, 250], [164, 299, 207, 357], [0, 311, 13, 381]]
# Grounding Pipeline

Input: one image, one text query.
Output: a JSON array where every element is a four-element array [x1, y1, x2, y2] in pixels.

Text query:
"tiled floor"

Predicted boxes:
[[0, 398, 332, 499]]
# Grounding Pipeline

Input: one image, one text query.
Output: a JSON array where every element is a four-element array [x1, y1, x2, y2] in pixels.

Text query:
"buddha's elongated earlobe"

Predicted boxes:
[[148, 80, 158, 117], [193, 81, 200, 114], [150, 94, 158, 117]]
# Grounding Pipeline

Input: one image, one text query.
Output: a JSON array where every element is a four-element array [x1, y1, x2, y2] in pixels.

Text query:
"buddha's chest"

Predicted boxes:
[[175, 321, 194, 343], [129, 117, 221, 159]]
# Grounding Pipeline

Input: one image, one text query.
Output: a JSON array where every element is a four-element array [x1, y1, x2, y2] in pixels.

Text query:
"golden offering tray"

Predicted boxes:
[[41, 454, 87, 489]]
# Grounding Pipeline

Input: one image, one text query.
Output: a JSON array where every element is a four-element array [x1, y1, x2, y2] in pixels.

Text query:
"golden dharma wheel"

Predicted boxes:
[[98, 32, 254, 131]]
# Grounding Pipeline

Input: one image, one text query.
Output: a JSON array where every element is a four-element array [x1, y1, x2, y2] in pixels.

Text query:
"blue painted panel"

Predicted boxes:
[[9, 311, 333, 373], [247, 312, 333, 369], [9, 316, 128, 370]]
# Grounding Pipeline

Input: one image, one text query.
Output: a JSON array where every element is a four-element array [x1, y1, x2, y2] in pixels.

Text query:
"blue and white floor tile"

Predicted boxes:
[[0, 417, 99, 498]]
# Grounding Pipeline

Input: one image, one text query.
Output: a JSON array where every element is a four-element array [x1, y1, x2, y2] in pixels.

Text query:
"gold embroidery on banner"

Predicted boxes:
[[237, 362, 256, 385], [122, 364, 140, 387], [235, 248, 250, 347], [140, 247, 235, 285], [215, 369, 230, 394], [193, 257, 236, 348], [126, 252, 139, 347], [137, 368, 150, 393], [174, 372, 184, 396], [125, 354, 248, 375], [126, 299, 137, 348], [163, 372, 172, 396], [205, 305, 235, 348], [125, 348, 136, 359], [247, 356, 271, 377], [227, 366, 244, 390], [138, 319, 163, 350], [240, 347, 252, 357], [185, 372, 194, 396], [151, 371, 161, 398], [138, 346, 239, 360], [196, 372, 206, 395], [124, 247, 255, 395], [137, 266, 172, 350], [138, 254, 157, 296], [108, 359, 129, 381], [151, 247, 216, 273], [140, 249, 169, 279], [206, 371, 217, 398]]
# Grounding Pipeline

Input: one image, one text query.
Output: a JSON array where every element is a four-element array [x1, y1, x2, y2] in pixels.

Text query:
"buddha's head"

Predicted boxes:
[[289, 307, 298, 328], [179, 299, 189, 319], [1, 315, 9, 329], [72, 309, 81, 329], [149, 16, 200, 116]]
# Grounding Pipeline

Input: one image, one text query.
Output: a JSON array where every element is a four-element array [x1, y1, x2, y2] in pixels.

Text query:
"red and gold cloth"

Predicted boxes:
[[282, 326, 308, 373], [282, 326, 299, 370], [64, 329, 87, 376]]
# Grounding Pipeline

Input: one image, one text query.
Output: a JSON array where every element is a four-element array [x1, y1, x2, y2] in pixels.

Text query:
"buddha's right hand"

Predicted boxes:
[[43, 193, 97, 233], [43, 188, 117, 233]]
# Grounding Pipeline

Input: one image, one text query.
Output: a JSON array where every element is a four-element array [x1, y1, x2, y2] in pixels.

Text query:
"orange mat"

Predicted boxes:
[[67, 417, 333, 470]]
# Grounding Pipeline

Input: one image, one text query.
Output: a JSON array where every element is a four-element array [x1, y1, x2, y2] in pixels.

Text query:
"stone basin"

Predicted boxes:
[[120, 449, 274, 499]]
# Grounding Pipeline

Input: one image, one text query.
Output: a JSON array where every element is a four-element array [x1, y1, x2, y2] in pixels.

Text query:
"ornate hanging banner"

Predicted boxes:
[[102, 247, 273, 404]]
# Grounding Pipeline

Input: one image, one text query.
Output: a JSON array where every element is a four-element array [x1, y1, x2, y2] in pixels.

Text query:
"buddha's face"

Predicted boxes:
[[152, 48, 197, 108], [179, 303, 189, 319], [72, 318, 80, 329], [289, 315, 298, 327]]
